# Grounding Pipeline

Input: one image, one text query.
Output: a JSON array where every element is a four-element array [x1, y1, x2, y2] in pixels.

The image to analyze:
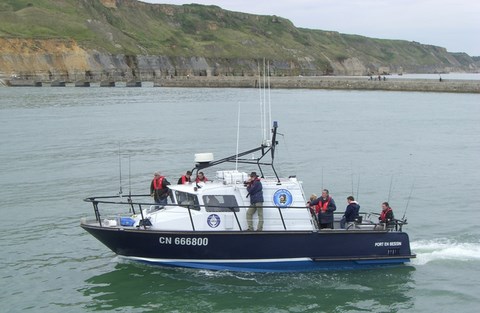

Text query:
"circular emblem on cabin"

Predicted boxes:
[[207, 214, 221, 228], [273, 189, 293, 208]]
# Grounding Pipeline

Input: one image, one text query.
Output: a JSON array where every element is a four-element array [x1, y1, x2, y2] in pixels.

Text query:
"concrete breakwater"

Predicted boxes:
[[2, 76, 479, 93], [155, 76, 480, 93]]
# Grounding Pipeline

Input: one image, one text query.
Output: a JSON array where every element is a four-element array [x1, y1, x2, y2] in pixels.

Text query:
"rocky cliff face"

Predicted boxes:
[[0, 38, 89, 79], [0, 0, 478, 81], [2, 37, 476, 82]]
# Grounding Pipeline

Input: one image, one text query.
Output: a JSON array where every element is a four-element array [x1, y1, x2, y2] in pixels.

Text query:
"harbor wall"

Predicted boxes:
[[154, 76, 480, 93], [2, 76, 479, 93]]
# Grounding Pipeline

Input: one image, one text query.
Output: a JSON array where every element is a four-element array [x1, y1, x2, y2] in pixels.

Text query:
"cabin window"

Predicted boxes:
[[203, 195, 239, 212], [175, 191, 200, 211]]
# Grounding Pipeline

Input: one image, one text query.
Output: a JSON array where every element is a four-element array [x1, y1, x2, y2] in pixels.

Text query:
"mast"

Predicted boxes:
[[192, 122, 280, 183]]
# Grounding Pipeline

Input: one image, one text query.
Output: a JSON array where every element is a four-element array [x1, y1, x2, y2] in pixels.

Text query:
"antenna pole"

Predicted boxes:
[[258, 60, 263, 142], [267, 60, 272, 142], [263, 58, 267, 142]]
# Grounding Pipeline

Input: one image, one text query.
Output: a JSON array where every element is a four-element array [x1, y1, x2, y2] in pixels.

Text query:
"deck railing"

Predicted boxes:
[[84, 194, 315, 231], [84, 195, 407, 231]]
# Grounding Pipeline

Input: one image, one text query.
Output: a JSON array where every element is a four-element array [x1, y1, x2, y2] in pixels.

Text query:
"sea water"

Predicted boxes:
[[0, 86, 479, 312]]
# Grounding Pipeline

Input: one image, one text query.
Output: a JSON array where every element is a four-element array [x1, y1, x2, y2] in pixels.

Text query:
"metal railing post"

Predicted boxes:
[[277, 206, 287, 230]]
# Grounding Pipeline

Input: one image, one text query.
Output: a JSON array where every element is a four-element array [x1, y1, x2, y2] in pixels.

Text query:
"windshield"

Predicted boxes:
[[202, 195, 239, 212], [175, 191, 200, 211]]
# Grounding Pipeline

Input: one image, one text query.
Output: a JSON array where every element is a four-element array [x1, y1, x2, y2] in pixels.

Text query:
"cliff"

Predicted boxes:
[[0, 0, 478, 81]]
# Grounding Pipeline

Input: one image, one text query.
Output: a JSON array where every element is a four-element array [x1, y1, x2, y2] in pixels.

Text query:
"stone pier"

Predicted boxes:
[[154, 76, 480, 93]]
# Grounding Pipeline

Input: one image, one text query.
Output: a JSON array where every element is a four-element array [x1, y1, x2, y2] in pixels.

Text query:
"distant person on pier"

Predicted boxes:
[[245, 172, 264, 231], [178, 171, 192, 184], [340, 196, 360, 229], [195, 171, 208, 183], [308, 189, 336, 229], [150, 171, 171, 206]]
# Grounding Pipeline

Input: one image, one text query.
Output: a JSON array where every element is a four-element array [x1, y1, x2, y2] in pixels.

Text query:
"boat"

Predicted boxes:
[[81, 121, 415, 272]]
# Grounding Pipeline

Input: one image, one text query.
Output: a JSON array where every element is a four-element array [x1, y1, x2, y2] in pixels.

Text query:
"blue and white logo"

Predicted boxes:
[[273, 189, 293, 208], [207, 214, 221, 228]]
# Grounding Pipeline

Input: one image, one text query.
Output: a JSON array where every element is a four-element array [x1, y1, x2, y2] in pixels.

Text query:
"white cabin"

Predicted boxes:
[[131, 170, 316, 231]]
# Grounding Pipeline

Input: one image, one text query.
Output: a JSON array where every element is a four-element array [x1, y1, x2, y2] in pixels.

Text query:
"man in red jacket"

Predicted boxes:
[[150, 171, 171, 206]]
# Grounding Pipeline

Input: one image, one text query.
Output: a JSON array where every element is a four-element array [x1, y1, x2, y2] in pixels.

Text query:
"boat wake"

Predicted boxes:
[[196, 269, 258, 281], [411, 239, 480, 265]]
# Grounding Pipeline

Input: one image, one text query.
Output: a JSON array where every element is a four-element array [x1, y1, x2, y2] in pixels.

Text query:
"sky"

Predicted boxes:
[[142, 0, 480, 56]]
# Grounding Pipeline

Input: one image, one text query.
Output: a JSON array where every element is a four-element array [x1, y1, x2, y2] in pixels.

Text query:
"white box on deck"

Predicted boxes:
[[195, 153, 214, 163], [216, 170, 248, 183]]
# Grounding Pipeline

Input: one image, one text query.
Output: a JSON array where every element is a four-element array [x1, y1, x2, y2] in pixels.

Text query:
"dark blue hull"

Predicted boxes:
[[81, 224, 415, 272]]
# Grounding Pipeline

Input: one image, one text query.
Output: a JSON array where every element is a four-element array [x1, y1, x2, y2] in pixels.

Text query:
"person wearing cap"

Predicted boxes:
[[150, 171, 171, 206], [178, 171, 192, 184], [245, 171, 264, 231]]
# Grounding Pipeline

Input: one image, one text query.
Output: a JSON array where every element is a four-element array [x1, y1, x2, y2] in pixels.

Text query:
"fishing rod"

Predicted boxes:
[[128, 155, 132, 197], [321, 167, 324, 190], [350, 164, 360, 200], [235, 102, 241, 172], [402, 180, 415, 221], [356, 175, 360, 201], [118, 143, 123, 198], [351, 166, 354, 197], [387, 174, 394, 202], [128, 155, 135, 214]]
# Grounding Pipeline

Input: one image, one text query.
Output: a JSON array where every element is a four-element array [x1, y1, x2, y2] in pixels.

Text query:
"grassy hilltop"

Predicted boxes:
[[0, 0, 477, 77]]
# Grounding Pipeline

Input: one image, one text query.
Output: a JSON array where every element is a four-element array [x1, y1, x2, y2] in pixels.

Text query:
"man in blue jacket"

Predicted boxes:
[[340, 196, 360, 229], [246, 172, 264, 231]]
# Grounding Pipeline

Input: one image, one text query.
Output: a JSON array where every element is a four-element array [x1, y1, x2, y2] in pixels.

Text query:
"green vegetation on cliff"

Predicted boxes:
[[0, 0, 477, 75]]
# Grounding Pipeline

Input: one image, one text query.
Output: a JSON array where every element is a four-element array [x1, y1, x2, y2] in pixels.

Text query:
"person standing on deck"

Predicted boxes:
[[245, 172, 264, 231], [340, 196, 360, 229], [150, 171, 171, 206], [309, 189, 336, 229]]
